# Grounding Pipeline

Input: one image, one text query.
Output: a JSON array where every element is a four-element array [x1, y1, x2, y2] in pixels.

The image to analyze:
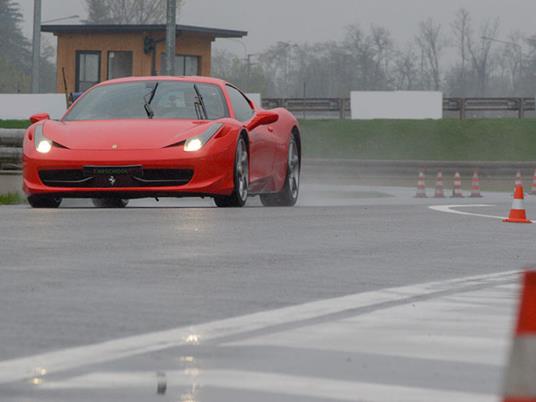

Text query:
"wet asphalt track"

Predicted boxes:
[[1, 165, 535, 401]]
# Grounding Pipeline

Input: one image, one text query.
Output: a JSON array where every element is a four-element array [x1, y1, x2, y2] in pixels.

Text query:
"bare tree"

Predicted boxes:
[[451, 8, 471, 96], [393, 46, 419, 90], [416, 18, 446, 90], [370, 25, 395, 87], [506, 32, 525, 94], [257, 41, 297, 97], [343, 24, 393, 90], [467, 18, 500, 96], [85, 0, 184, 24], [210, 15, 536, 98], [212, 49, 268, 93]]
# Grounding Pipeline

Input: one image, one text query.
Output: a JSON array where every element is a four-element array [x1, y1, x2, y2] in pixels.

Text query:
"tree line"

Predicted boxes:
[[0, 0, 182, 93], [85, 0, 183, 24], [1, 1, 535, 99], [0, 0, 55, 92], [213, 9, 536, 99]]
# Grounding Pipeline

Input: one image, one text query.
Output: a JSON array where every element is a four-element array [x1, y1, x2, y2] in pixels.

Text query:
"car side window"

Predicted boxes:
[[226, 85, 254, 122], [197, 84, 229, 120]]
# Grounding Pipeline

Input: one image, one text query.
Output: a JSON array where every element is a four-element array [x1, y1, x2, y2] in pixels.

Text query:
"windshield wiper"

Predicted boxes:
[[144, 82, 159, 119], [193, 84, 208, 120]]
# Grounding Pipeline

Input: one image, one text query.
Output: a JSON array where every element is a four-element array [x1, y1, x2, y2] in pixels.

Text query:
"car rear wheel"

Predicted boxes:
[[92, 198, 129, 208], [27, 195, 62, 209], [260, 135, 300, 207], [214, 136, 249, 208]]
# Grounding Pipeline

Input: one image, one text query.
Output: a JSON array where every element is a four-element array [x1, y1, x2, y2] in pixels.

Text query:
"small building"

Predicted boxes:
[[42, 24, 247, 93]]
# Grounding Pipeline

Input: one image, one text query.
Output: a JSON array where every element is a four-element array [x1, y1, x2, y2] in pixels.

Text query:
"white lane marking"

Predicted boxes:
[[0, 270, 519, 385], [229, 284, 517, 366], [39, 370, 495, 402], [429, 204, 506, 220]]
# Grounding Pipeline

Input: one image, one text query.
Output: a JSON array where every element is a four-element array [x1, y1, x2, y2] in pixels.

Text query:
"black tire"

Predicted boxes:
[[260, 134, 300, 207], [92, 198, 129, 208], [27, 195, 62, 209], [214, 136, 249, 208]]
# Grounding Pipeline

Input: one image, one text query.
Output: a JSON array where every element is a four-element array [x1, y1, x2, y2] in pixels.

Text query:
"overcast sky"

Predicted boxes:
[[17, 0, 536, 55]]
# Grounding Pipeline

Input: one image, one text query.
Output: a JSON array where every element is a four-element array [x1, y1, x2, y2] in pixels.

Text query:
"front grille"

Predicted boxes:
[[39, 168, 194, 188], [139, 169, 193, 182], [39, 169, 91, 187]]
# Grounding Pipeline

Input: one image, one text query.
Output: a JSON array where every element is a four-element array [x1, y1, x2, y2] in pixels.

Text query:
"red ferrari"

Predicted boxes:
[[23, 76, 301, 208]]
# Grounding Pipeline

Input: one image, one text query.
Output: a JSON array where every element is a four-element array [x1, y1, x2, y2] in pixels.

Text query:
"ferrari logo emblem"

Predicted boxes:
[[108, 176, 116, 186]]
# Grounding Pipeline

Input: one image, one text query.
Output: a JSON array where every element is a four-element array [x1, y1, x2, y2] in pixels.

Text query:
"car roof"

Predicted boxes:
[[96, 76, 228, 87]]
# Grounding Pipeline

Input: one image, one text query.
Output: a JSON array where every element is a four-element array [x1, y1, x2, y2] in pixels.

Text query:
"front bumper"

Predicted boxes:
[[23, 141, 236, 198]]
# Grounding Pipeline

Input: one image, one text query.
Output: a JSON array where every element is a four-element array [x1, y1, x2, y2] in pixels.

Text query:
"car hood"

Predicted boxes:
[[42, 119, 216, 150]]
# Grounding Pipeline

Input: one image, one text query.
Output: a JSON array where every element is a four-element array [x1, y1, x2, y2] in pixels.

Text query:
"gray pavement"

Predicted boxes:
[[0, 166, 534, 401]]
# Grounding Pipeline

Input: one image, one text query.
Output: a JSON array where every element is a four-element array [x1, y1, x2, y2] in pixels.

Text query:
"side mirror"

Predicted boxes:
[[246, 111, 279, 131], [30, 113, 50, 124]]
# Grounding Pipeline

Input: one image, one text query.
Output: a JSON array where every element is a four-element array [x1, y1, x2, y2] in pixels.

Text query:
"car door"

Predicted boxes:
[[226, 85, 275, 189]]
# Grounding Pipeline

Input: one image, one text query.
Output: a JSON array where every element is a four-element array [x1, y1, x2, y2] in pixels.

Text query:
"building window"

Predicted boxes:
[[160, 54, 200, 76], [108, 51, 133, 80], [76, 51, 101, 92]]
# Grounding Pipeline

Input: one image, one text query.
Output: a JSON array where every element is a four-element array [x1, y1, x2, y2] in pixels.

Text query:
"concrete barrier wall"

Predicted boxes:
[[351, 91, 443, 120], [0, 94, 67, 120]]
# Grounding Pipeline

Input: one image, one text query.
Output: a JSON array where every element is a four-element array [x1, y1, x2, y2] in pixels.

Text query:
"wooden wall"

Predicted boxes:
[[55, 31, 214, 93]]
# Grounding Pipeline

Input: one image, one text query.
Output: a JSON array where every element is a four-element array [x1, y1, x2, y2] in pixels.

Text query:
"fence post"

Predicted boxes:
[[460, 98, 466, 120], [519, 98, 525, 119], [339, 98, 345, 120]]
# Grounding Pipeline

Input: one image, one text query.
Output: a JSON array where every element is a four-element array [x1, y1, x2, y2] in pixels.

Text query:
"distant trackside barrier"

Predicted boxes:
[[261, 97, 536, 119], [351, 91, 443, 120], [0, 95, 534, 120], [0, 94, 67, 120]]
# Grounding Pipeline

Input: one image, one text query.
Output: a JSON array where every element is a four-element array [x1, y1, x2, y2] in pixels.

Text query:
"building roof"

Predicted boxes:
[[41, 24, 247, 38]]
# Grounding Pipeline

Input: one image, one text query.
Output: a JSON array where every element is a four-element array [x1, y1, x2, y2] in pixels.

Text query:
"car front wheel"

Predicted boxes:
[[27, 195, 62, 209], [260, 134, 300, 207], [214, 136, 249, 208]]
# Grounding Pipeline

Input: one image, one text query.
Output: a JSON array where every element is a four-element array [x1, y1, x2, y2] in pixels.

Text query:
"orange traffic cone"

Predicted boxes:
[[415, 171, 427, 198], [451, 172, 464, 198], [515, 171, 523, 187], [470, 170, 483, 198], [530, 169, 536, 195], [504, 185, 532, 224], [502, 270, 536, 402], [434, 171, 445, 198]]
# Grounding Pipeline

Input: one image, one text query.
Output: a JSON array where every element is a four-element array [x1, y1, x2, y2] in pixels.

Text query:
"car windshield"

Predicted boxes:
[[64, 81, 229, 121]]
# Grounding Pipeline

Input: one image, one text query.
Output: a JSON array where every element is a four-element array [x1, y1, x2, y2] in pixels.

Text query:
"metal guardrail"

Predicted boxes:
[[443, 97, 535, 119], [263, 97, 536, 119], [0, 96, 534, 168], [263, 98, 350, 119], [0, 129, 24, 170]]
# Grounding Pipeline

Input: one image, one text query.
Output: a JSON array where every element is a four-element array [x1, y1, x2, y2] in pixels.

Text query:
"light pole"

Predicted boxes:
[[245, 53, 258, 90], [165, 0, 176, 76], [43, 15, 79, 24], [481, 36, 523, 51], [31, 0, 42, 93], [219, 38, 248, 59], [32, 8, 80, 94], [481, 36, 526, 66], [482, 36, 526, 93]]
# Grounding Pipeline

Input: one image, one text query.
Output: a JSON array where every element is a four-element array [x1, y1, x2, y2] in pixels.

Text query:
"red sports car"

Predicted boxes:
[[23, 76, 301, 208]]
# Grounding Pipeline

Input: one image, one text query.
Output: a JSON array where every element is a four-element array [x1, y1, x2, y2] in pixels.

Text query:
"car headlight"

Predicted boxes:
[[34, 125, 52, 154], [184, 123, 223, 152]]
